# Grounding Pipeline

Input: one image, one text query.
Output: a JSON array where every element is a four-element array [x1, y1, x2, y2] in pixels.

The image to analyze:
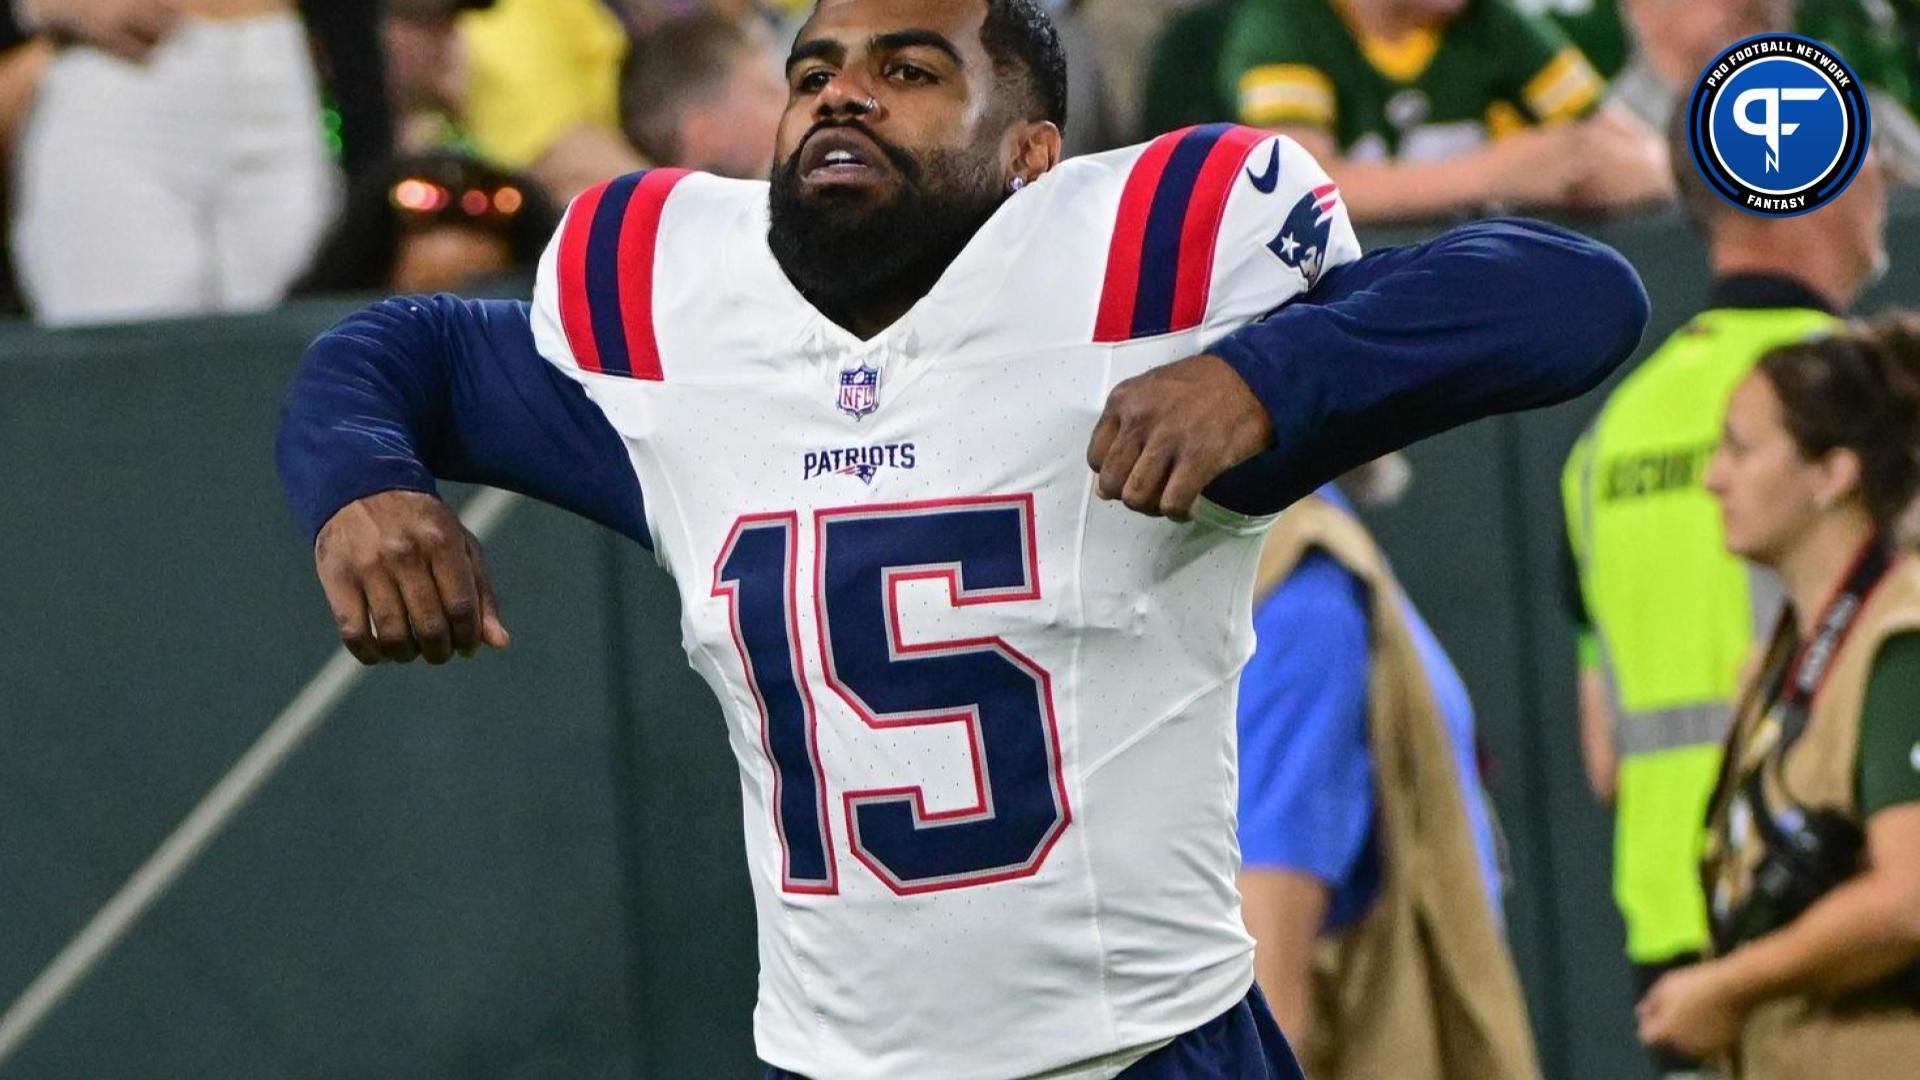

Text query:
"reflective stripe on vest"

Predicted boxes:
[[1601, 564, 1783, 756], [1615, 702, 1733, 756]]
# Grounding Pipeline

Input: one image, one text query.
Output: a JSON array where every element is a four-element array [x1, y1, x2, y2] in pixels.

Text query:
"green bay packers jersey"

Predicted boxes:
[[1221, 0, 1603, 160]]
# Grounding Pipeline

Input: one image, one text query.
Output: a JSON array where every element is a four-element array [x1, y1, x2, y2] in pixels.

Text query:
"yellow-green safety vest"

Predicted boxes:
[[1561, 305, 1839, 965]]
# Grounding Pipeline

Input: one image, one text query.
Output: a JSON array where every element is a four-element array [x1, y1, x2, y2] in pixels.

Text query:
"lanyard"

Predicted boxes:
[[1766, 536, 1897, 741]]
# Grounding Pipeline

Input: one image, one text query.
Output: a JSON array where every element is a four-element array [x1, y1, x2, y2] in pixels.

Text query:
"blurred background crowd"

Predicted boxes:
[[0, 0, 1916, 322], [4, 3, 1920, 1080]]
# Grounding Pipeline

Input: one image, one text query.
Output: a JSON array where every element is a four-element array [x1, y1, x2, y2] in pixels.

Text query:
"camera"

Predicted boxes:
[[1715, 805, 1864, 952], [1717, 805, 1920, 1006]]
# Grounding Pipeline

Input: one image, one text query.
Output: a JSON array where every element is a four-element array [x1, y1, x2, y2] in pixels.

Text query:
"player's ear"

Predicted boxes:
[[1007, 120, 1062, 187]]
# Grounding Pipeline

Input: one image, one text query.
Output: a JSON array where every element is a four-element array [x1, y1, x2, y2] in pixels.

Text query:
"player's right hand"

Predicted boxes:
[[313, 490, 510, 666]]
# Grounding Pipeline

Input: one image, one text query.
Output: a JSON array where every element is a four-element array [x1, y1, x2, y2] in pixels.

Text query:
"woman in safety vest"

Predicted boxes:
[[1637, 315, 1920, 1077]]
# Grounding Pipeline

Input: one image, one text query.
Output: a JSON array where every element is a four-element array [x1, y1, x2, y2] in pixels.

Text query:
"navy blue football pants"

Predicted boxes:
[[764, 983, 1305, 1080]]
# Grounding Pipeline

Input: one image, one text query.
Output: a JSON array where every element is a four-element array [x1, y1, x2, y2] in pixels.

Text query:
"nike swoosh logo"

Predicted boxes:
[[1246, 144, 1281, 194]]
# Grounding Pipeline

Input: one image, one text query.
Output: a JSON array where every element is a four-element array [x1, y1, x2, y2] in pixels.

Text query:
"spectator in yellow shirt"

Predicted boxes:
[[459, 0, 644, 202]]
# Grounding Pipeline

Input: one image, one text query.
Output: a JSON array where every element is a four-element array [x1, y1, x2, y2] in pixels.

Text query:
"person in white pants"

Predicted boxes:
[[10, 0, 335, 325]]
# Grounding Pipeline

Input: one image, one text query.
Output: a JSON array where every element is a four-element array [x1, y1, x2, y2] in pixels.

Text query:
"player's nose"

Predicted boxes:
[[814, 68, 885, 121]]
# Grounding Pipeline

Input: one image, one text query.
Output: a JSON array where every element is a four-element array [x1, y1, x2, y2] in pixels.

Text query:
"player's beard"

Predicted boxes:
[[768, 127, 1005, 327]]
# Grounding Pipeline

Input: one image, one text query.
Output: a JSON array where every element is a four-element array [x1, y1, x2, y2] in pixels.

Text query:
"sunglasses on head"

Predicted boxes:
[[390, 176, 527, 225]]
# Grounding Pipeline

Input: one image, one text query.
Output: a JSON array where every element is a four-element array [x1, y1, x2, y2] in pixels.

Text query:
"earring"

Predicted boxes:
[[1009, 176, 1027, 193]]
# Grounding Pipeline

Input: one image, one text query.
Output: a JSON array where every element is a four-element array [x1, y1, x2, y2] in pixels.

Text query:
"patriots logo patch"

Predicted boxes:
[[1266, 183, 1339, 287], [804, 443, 917, 484]]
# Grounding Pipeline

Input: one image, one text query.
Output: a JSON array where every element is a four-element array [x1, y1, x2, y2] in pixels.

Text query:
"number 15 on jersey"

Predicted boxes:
[[711, 496, 1072, 897]]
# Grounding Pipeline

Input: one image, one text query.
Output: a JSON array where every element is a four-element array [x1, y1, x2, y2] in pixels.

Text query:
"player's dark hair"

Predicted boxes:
[[1667, 96, 1730, 236], [1758, 314, 1920, 529], [980, 0, 1069, 130]]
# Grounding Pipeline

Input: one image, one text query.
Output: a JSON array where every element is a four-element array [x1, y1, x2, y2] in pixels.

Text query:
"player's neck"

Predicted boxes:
[[796, 233, 973, 341], [821, 277, 938, 340], [771, 192, 1003, 341]]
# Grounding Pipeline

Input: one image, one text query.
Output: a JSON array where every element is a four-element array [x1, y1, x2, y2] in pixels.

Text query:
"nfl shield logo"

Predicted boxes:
[[837, 365, 879, 420]]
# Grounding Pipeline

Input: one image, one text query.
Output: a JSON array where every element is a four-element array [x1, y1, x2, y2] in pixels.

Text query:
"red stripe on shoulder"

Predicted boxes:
[[1093, 131, 1186, 344], [558, 181, 610, 374], [615, 168, 693, 382], [1170, 126, 1270, 332]]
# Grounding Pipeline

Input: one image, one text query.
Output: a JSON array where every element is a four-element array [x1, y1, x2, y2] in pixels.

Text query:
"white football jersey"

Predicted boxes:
[[526, 125, 1360, 1080]]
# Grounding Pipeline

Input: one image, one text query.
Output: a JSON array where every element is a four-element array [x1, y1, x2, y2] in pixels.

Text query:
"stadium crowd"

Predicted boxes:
[[5, 1, 1920, 1078], [1, 0, 1917, 321]]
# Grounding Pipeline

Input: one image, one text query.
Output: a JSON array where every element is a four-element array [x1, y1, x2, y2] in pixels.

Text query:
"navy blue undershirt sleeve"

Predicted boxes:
[[276, 294, 651, 547], [1205, 218, 1649, 515]]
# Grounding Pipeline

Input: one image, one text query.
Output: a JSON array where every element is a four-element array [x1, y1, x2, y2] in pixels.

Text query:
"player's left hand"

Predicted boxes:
[[1635, 960, 1746, 1059], [1086, 354, 1272, 523]]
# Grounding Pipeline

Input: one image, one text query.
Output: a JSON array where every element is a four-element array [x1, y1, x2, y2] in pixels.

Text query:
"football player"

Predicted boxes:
[[277, 1, 1648, 1076]]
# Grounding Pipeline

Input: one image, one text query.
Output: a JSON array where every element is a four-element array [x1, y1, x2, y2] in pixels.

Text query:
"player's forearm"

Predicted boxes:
[[279, 294, 653, 547], [278, 298, 462, 542], [1204, 218, 1646, 512]]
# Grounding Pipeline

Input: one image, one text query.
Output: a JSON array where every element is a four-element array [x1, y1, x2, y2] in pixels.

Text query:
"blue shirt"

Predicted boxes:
[[1236, 489, 1503, 931]]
